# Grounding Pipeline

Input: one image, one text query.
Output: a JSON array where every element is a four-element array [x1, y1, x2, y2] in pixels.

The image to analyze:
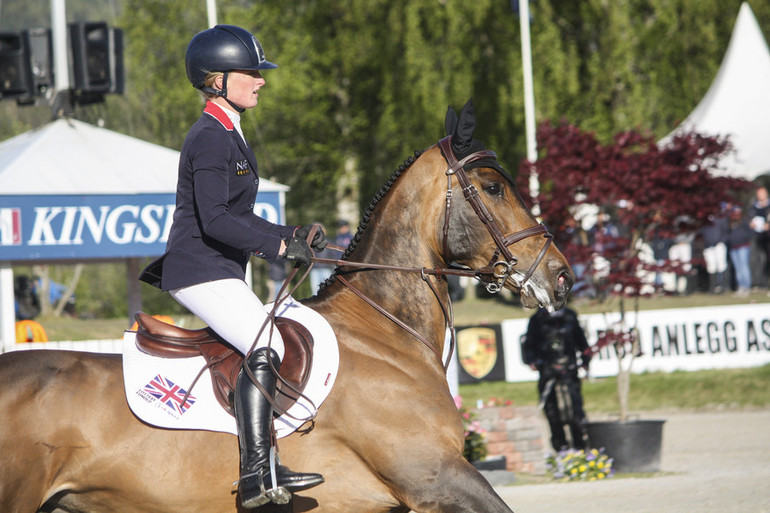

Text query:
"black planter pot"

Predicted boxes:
[[586, 420, 665, 473]]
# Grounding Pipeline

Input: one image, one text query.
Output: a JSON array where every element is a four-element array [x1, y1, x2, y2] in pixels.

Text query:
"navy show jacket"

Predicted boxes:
[[140, 101, 295, 291]]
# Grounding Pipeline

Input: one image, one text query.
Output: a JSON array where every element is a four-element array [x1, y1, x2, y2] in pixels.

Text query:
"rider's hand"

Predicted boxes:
[[282, 237, 313, 266], [295, 225, 328, 251]]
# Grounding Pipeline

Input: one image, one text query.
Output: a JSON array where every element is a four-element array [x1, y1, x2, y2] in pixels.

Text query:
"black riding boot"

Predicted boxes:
[[234, 347, 324, 508]]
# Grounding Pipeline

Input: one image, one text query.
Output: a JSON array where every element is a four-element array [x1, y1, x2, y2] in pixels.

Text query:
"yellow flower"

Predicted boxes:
[[597, 462, 604, 469], [570, 468, 578, 475], [579, 465, 587, 472], [598, 473, 606, 479], [589, 461, 596, 468]]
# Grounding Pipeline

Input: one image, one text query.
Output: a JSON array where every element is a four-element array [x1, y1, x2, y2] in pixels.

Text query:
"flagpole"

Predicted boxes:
[[518, 0, 539, 216], [207, 0, 217, 27]]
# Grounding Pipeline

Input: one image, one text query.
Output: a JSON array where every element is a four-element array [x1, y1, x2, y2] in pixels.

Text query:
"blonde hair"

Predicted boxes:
[[198, 71, 224, 100]]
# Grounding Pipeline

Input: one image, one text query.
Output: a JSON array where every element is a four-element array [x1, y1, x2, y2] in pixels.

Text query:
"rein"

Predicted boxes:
[[310, 137, 556, 372]]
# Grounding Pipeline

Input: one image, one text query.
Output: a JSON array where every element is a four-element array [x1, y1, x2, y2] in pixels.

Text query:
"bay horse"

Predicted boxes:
[[0, 101, 573, 513]]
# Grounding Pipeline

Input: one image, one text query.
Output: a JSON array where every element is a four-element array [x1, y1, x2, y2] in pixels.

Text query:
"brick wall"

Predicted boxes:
[[473, 405, 547, 474]]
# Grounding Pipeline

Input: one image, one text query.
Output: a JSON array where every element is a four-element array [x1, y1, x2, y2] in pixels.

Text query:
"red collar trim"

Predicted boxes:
[[203, 101, 234, 131]]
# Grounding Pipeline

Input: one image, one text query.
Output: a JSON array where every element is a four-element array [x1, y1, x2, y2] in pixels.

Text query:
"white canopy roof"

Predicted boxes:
[[661, 2, 770, 180], [0, 117, 288, 195]]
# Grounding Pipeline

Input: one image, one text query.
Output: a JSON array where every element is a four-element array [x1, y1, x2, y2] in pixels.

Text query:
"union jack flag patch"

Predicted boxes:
[[143, 374, 196, 415]]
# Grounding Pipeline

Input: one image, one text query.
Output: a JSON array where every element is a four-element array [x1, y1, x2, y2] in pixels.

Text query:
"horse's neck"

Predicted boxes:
[[336, 155, 449, 342]]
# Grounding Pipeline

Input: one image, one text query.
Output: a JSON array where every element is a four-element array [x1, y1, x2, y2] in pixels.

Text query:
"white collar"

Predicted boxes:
[[210, 102, 246, 143]]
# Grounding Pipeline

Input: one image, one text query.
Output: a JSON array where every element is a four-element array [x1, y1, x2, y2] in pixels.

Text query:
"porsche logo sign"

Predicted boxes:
[[457, 326, 498, 379]]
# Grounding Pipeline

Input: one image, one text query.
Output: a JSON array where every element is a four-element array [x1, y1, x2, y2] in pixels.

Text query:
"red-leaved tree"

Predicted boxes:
[[517, 120, 749, 420]]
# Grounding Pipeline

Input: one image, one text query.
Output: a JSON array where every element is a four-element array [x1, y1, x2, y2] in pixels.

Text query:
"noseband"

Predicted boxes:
[[438, 136, 553, 293]]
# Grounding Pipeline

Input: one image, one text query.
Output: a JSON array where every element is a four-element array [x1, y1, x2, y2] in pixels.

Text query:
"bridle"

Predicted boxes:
[[308, 136, 554, 370], [437, 136, 554, 293]]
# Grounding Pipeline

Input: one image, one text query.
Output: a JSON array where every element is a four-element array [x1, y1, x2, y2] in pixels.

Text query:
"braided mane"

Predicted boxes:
[[317, 149, 423, 292]]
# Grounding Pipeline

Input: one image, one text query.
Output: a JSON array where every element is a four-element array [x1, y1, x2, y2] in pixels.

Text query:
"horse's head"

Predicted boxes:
[[439, 100, 573, 310]]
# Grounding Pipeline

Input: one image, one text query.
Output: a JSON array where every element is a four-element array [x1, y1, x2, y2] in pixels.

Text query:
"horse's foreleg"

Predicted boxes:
[[403, 457, 514, 513]]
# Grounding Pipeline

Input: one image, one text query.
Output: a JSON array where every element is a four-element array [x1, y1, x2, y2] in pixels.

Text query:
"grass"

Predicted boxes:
[[459, 364, 770, 414]]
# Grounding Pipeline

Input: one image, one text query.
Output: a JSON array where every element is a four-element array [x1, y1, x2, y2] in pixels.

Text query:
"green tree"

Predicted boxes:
[[3, 0, 770, 319]]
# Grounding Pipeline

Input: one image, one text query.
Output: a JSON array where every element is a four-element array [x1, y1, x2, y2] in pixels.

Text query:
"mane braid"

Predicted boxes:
[[317, 149, 423, 292]]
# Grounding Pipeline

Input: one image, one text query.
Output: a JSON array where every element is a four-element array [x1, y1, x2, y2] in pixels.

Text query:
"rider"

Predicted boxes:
[[139, 25, 326, 508], [523, 306, 591, 452]]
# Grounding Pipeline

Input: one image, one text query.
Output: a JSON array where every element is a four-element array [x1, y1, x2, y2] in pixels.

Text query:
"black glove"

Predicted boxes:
[[295, 224, 328, 251], [282, 237, 313, 266]]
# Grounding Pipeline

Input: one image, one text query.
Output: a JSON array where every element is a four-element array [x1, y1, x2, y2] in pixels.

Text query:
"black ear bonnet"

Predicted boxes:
[[442, 99, 514, 186]]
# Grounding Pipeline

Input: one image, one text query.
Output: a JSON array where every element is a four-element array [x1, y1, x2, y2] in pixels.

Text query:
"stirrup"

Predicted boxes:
[[266, 446, 291, 504], [237, 447, 292, 507]]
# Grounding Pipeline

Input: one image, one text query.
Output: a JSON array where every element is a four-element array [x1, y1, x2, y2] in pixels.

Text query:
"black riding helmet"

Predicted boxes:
[[185, 25, 277, 109]]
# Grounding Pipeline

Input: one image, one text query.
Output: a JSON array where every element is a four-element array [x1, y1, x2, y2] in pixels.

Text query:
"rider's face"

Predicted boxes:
[[218, 70, 265, 111]]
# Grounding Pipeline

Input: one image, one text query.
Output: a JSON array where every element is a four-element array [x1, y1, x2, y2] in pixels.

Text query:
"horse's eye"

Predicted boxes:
[[484, 183, 503, 197]]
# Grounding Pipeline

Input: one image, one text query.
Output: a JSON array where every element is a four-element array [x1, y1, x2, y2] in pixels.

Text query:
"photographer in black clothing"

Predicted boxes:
[[523, 307, 591, 452]]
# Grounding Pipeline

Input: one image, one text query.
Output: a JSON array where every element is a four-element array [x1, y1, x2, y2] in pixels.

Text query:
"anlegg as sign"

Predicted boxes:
[[583, 304, 770, 375], [646, 320, 770, 356], [498, 303, 770, 383]]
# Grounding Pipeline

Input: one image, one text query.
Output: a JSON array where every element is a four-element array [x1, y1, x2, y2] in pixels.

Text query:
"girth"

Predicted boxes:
[[132, 312, 314, 417]]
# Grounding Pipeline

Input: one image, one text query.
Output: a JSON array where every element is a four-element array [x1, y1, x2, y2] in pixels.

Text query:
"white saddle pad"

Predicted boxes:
[[122, 296, 339, 439]]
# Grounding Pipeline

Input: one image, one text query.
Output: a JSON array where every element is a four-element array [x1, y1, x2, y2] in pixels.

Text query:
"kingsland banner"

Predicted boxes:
[[0, 192, 283, 261]]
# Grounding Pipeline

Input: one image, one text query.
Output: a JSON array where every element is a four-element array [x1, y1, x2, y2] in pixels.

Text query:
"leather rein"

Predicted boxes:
[[311, 136, 554, 371]]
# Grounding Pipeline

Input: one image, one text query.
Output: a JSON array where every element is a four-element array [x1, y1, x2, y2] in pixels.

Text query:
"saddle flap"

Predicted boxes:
[[274, 317, 314, 413]]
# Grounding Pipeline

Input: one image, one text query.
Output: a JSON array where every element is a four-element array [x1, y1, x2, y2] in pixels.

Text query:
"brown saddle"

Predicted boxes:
[[132, 312, 314, 417]]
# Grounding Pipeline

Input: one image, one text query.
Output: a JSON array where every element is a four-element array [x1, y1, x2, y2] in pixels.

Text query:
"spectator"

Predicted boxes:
[[669, 217, 695, 295], [727, 205, 754, 296], [563, 215, 593, 297], [588, 211, 620, 292], [650, 230, 674, 292], [699, 206, 730, 294], [334, 219, 353, 250], [14, 275, 40, 320], [522, 306, 591, 452], [747, 186, 770, 290]]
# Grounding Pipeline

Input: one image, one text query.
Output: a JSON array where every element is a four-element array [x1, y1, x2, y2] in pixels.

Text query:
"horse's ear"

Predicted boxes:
[[451, 99, 475, 157], [444, 106, 459, 137]]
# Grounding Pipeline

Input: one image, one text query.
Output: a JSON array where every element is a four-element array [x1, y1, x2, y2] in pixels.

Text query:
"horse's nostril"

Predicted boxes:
[[557, 270, 573, 297]]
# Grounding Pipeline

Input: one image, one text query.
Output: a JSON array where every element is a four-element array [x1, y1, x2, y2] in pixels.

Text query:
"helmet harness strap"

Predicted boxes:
[[203, 71, 246, 113], [220, 72, 246, 113]]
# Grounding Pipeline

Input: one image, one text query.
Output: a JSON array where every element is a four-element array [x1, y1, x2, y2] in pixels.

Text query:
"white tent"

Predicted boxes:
[[0, 118, 180, 194], [661, 2, 770, 180]]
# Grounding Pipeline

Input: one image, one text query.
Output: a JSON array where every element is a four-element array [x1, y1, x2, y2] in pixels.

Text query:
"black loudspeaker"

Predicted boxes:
[[0, 31, 35, 99], [69, 21, 124, 94]]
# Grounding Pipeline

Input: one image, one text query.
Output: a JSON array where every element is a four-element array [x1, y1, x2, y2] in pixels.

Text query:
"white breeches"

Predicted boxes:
[[170, 278, 284, 360], [703, 242, 728, 274]]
